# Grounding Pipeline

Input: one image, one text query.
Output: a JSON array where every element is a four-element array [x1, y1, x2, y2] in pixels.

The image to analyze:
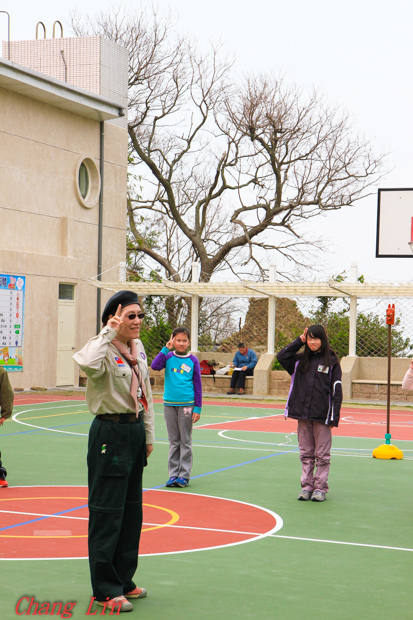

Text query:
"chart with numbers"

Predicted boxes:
[[0, 274, 25, 372]]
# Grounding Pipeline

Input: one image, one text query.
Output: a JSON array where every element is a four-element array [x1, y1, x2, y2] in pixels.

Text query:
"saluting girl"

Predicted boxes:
[[277, 325, 342, 502]]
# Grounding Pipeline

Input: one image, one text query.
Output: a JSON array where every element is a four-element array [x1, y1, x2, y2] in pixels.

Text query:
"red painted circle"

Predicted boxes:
[[0, 486, 281, 560]]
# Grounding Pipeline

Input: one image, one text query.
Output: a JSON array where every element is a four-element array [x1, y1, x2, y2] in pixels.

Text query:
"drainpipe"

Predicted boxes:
[[96, 121, 104, 334]]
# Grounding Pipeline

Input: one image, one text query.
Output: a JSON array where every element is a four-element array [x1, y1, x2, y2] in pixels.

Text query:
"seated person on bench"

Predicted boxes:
[[227, 343, 257, 395]]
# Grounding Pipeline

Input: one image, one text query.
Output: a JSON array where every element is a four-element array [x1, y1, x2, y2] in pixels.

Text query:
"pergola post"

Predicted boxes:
[[349, 262, 358, 356], [191, 262, 200, 352], [267, 263, 277, 354], [119, 261, 126, 282]]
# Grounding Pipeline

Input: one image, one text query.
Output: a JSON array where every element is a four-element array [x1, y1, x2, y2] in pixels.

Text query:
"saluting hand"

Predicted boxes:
[[107, 304, 124, 333], [300, 327, 308, 343], [165, 334, 175, 350]]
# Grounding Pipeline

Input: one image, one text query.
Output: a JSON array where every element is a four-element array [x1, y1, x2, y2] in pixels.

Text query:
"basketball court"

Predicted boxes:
[[0, 394, 412, 619]]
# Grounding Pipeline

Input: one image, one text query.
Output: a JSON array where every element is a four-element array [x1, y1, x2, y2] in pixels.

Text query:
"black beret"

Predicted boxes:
[[102, 290, 140, 324]]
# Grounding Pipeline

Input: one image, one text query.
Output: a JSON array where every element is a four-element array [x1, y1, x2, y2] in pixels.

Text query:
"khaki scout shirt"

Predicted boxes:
[[73, 326, 155, 445]]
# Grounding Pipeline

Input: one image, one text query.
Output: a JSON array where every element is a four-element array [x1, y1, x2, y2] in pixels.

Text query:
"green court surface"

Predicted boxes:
[[1, 399, 412, 619]]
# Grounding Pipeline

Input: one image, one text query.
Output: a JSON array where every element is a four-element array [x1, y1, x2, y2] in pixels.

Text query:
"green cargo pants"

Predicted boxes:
[[87, 415, 146, 601]]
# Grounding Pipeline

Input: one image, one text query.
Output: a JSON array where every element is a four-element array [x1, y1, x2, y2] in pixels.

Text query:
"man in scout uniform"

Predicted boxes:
[[0, 367, 14, 487], [73, 291, 154, 613]]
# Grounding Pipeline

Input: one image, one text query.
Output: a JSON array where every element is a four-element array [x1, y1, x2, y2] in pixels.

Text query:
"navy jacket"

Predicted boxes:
[[232, 349, 258, 370], [276, 338, 342, 427]]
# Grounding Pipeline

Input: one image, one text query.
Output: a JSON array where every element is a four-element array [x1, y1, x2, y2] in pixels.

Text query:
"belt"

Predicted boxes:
[[97, 413, 143, 423]]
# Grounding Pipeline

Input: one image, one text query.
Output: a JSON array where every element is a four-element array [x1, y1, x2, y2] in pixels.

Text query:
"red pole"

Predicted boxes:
[[387, 323, 391, 435]]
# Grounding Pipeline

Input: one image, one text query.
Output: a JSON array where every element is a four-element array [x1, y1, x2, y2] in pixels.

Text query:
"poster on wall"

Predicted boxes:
[[0, 274, 25, 372]]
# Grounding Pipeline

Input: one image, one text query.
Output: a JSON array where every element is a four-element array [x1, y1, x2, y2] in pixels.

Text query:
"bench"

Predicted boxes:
[[351, 379, 413, 402]]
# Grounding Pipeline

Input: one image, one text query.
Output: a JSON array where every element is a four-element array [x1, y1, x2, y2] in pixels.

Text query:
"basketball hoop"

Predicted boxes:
[[376, 189, 413, 257]]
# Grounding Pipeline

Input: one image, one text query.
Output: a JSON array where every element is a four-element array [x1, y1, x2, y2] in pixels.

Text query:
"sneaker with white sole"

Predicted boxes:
[[125, 586, 147, 599], [311, 490, 326, 502], [97, 596, 133, 612], [297, 490, 312, 501]]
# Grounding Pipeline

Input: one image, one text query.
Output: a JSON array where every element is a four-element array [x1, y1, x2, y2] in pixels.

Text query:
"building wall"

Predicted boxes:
[[2, 36, 128, 128], [0, 86, 128, 389]]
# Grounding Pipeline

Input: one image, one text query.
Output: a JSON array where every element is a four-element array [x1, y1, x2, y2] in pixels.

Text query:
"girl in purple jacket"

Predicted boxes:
[[277, 325, 342, 502]]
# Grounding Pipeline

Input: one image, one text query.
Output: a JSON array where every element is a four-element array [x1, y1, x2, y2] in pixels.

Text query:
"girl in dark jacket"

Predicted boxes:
[[277, 325, 342, 502]]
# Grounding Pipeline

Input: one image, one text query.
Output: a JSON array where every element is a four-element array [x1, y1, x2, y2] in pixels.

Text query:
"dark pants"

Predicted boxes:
[[230, 368, 253, 390], [87, 416, 146, 601]]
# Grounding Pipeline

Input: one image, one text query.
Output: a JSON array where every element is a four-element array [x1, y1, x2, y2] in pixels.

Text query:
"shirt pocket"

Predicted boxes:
[[113, 365, 132, 394]]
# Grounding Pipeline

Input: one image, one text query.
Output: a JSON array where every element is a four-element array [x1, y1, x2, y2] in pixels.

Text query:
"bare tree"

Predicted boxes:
[[72, 9, 385, 286]]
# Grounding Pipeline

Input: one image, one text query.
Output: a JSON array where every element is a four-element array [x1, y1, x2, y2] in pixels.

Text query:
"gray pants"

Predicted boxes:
[[297, 419, 332, 494], [164, 405, 194, 479]]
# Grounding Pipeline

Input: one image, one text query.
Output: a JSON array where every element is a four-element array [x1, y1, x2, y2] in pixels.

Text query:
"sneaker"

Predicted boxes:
[[97, 596, 133, 612], [297, 490, 312, 501], [165, 476, 178, 487], [311, 490, 326, 502], [125, 586, 147, 599], [175, 477, 189, 487], [0, 479, 8, 488]]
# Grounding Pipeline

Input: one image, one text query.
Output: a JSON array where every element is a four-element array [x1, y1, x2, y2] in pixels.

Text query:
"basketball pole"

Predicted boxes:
[[372, 304, 403, 460]]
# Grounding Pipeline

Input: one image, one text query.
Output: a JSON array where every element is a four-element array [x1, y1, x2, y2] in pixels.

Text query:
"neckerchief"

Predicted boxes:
[[112, 338, 148, 413]]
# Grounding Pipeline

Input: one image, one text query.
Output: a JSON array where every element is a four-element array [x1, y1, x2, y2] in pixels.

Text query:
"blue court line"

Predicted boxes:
[[144, 448, 298, 490], [0, 450, 296, 531], [0, 504, 88, 532]]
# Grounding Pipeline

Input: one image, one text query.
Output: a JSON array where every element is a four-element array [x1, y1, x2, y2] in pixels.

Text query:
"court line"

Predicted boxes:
[[0, 510, 88, 520], [214, 431, 413, 453], [218, 429, 296, 447], [0, 487, 283, 560], [12, 406, 89, 437], [0, 451, 294, 531], [0, 512, 268, 538], [1, 487, 410, 559], [270, 534, 413, 552], [196, 414, 284, 429], [0, 504, 88, 532], [20, 410, 87, 421]]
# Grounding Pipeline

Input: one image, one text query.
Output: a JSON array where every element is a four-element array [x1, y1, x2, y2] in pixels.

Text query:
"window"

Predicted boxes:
[[75, 154, 100, 209], [59, 284, 75, 300], [78, 162, 89, 199]]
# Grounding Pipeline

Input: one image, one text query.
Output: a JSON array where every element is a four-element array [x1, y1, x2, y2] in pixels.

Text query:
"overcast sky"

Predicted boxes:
[[2, 0, 412, 283]]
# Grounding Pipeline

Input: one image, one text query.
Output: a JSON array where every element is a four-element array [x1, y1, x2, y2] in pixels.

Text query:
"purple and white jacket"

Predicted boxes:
[[277, 338, 342, 427]]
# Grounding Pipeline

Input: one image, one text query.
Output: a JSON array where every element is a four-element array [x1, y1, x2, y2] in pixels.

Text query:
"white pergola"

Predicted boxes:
[[89, 263, 413, 354]]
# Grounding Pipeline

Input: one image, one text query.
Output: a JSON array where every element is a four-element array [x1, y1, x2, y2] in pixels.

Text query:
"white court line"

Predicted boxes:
[[196, 413, 284, 429], [270, 534, 413, 552], [12, 404, 89, 437], [155, 440, 296, 453], [0, 511, 269, 537], [2, 511, 410, 552], [0, 510, 88, 520], [214, 431, 413, 457], [218, 429, 296, 447], [1, 487, 410, 559], [155, 441, 413, 458]]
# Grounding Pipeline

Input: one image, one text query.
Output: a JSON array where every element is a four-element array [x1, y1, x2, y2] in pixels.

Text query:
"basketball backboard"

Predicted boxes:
[[376, 188, 413, 257]]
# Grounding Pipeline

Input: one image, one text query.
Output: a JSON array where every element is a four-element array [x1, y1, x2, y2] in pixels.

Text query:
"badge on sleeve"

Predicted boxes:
[[114, 356, 126, 367]]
